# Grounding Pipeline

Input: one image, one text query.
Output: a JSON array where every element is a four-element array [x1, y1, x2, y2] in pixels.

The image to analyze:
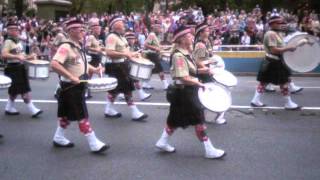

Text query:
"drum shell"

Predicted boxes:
[[129, 60, 155, 81], [26, 61, 50, 80], [0, 75, 12, 89], [87, 78, 118, 92]]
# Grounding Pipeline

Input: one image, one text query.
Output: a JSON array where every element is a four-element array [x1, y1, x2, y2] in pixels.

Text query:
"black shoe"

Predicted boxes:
[[132, 114, 148, 122], [53, 141, 74, 148], [104, 113, 122, 118], [0, 134, 3, 139], [32, 110, 43, 118], [285, 106, 302, 111], [5, 111, 20, 115], [290, 88, 303, 94], [92, 144, 110, 154], [140, 94, 152, 101], [250, 102, 266, 107], [85, 94, 93, 99]]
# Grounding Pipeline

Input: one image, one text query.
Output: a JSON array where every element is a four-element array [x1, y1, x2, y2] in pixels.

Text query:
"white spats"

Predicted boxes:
[[104, 100, 121, 117], [130, 105, 147, 121], [265, 84, 276, 92], [162, 79, 169, 90], [284, 96, 299, 110], [53, 126, 73, 147], [155, 129, 175, 152], [5, 99, 19, 115], [85, 131, 108, 153], [142, 81, 154, 89], [215, 112, 227, 125], [203, 139, 225, 159], [250, 90, 265, 107], [289, 82, 303, 93], [138, 89, 151, 101], [27, 102, 42, 117]]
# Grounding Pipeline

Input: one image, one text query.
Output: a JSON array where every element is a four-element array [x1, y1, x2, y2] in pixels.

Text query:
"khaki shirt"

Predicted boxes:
[[2, 38, 24, 63], [105, 33, 129, 60], [263, 30, 284, 55], [86, 34, 101, 55], [193, 41, 212, 63], [52, 40, 88, 81], [145, 32, 160, 50], [171, 48, 197, 79]]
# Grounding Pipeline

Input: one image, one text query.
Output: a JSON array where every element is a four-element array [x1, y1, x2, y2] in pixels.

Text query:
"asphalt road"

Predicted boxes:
[[0, 73, 320, 180]]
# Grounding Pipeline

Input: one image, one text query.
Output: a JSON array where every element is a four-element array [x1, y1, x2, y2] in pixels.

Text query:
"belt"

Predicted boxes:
[[265, 53, 280, 60], [111, 59, 125, 63]]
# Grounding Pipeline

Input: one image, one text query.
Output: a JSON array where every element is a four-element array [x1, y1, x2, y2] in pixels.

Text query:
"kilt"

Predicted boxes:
[[145, 52, 163, 73], [4, 63, 31, 96], [88, 53, 102, 67], [58, 82, 88, 121], [104, 61, 135, 94], [257, 56, 291, 85], [167, 85, 205, 128]]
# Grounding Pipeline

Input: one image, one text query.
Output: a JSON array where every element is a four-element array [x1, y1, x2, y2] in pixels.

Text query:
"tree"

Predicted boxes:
[[14, 0, 23, 18], [70, 0, 88, 15]]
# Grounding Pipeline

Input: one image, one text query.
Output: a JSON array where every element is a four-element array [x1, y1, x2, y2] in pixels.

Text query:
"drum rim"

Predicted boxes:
[[212, 69, 238, 87]]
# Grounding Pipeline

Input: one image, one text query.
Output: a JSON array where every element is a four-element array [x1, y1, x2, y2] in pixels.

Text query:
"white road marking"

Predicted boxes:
[[1, 99, 320, 110]]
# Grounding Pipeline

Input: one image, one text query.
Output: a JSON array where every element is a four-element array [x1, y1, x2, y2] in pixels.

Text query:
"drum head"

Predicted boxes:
[[213, 69, 238, 87], [211, 55, 225, 70], [198, 82, 231, 112], [0, 75, 12, 89], [283, 34, 320, 73]]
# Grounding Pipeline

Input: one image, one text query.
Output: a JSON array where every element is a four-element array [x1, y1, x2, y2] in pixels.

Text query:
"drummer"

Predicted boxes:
[[103, 16, 148, 122], [143, 22, 169, 90], [250, 16, 300, 110], [85, 22, 106, 98], [124, 31, 152, 101], [155, 26, 226, 159], [50, 18, 109, 153], [2, 21, 43, 118], [193, 22, 227, 125]]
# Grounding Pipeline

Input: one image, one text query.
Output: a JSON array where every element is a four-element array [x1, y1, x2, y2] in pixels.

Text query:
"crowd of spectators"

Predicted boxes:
[[0, 5, 319, 61]]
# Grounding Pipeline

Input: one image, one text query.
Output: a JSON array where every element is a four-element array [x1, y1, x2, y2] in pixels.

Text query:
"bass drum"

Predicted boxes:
[[283, 33, 320, 73], [198, 82, 232, 113]]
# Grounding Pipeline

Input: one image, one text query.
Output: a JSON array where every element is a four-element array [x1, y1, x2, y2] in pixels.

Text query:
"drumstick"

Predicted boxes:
[[99, 64, 103, 78], [79, 80, 89, 83]]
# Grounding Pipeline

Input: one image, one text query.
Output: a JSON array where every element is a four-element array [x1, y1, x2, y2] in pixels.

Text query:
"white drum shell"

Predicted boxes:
[[0, 75, 12, 89], [198, 82, 232, 112], [88, 77, 118, 92], [129, 61, 155, 81], [213, 69, 238, 87], [210, 54, 225, 70], [283, 34, 320, 73], [26, 60, 50, 80]]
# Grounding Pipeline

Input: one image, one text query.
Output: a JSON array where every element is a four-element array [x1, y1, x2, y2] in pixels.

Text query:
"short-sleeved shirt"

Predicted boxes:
[[52, 40, 88, 81], [53, 33, 68, 47], [263, 30, 284, 55], [105, 33, 129, 60], [145, 32, 160, 50], [171, 48, 197, 79], [193, 40, 213, 63], [2, 38, 24, 63], [86, 34, 101, 55]]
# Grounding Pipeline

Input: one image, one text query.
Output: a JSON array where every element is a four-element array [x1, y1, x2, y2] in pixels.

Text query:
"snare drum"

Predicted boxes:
[[129, 57, 155, 80], [210, 55, 225, 70], [212, 69, 238, 87], [26, 60, 50, 79], [87, 77, 118, 92], [0, 75, 12, 89], [198, 82, 232, 112]]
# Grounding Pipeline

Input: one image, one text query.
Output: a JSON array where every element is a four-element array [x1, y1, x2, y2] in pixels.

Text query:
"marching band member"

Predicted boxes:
[[103, 16, 148, 122], [124, 31, 152, 101], [250, 16, 301, 110], [2, 21, 42, 117], [193, 22, 227, 125], [155, 26, 226, 159], [143, 22, 169, 90], [85, 22, 106, 98], [50, 18, 108, 153]]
